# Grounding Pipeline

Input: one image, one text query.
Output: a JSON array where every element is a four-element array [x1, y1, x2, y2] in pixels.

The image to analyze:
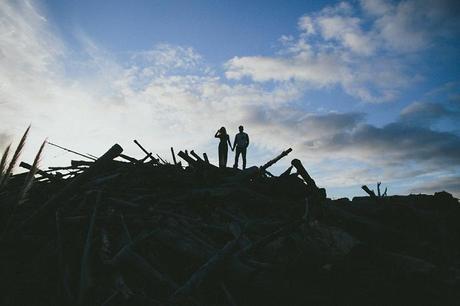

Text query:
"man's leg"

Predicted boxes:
[[234, 147, 240, 168], [241, 147, 247, 169]]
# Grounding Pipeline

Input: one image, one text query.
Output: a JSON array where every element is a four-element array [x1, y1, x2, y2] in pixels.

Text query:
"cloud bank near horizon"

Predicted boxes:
[[0, 0, 459, 197]]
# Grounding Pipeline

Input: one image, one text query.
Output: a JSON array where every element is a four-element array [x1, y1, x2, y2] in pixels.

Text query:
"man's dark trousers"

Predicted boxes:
[[234, 146, 247, 169]]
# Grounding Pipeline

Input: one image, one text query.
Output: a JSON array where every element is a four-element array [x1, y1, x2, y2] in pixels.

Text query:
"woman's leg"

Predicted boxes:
[[218, 144, 223, 168], [219, 143, 227, 168], [222, 145, 228, 167]]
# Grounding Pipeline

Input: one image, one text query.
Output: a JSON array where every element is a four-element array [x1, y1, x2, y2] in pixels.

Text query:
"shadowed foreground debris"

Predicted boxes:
[[0, 143, 459, 305]]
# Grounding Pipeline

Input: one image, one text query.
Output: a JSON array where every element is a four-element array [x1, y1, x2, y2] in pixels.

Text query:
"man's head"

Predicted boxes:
[[239, 125, 244, 132]]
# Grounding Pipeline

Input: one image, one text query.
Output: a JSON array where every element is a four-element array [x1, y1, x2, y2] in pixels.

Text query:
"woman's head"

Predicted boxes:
[[220, 126, 227, 135]]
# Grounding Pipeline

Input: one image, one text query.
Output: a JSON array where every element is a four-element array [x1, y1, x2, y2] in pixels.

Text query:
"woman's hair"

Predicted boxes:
[[220, 126, 227, 135]]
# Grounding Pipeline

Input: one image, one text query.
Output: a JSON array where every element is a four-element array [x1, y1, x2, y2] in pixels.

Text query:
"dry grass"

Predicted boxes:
[[0, 125, 30, 189], [18, 139, 47, 205], [0, 143, 12, 186]]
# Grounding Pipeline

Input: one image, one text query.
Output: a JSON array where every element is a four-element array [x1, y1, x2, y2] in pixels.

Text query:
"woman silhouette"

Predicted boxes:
[[215, 127, 233, 168]]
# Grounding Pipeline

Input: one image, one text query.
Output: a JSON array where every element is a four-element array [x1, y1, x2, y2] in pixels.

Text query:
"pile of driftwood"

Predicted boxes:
[[0, 141, 459, 306]]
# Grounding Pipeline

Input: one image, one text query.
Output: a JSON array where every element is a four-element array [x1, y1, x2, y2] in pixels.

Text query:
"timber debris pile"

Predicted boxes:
[[1, 138, 460, 305]]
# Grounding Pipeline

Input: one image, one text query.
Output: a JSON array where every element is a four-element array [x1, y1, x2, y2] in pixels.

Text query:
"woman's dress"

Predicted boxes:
[[218, 134, 229, 168]]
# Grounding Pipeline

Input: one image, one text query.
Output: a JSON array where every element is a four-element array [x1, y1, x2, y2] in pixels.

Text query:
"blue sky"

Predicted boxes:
[[46, 0, 328, 61], [0, 0, 459, 198]]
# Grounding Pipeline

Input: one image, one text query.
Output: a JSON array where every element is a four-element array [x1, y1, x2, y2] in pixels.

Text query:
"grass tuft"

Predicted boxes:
[[0, 125, 31, 189], [18, 139, 47, 205], [0, 144, 12, 186]]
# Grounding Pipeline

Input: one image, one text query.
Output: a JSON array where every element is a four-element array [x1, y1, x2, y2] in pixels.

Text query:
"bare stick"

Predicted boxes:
[[291, 159, 317, 189], [178, 150, 198, 166], [362, 185, 378, 200], [47, 141, 96, 161], [260, 148, 292, 171], [156, 154, 167, 164], [118, 153, 138, 163], [203, 153, 209, 164], [171, 147, 177, 165], [190, 150, 204, 162], [133, 140, 157, 162], [20, 161, 55, 181], [279, 165, 293, 178]]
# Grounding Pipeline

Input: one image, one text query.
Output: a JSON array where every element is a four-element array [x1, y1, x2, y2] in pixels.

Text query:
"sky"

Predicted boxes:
[[0, 0, 459, 198]]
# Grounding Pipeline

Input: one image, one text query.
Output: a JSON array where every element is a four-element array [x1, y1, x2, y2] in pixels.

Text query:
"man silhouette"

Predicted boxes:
[[233, 125, 249, 169]]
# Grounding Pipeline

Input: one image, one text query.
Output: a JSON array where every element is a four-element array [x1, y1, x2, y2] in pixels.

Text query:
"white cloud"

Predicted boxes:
[[225, 54, 343, 86], [225, 52, 404, 103], [369, 0, 460, 52], [360, 0, 392, 16], [316, 15, 376, 55], [298, 16, 315, 35], [225, 0, 459, 103], [375, 1, 430, 52], [225, 3, 393, 102]]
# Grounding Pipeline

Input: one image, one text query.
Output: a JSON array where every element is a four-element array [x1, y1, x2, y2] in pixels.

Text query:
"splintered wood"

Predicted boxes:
[[0, 143, 459, 305]]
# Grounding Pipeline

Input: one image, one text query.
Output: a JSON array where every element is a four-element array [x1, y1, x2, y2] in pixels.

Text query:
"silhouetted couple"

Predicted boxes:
[[214, 125, 250, 169]]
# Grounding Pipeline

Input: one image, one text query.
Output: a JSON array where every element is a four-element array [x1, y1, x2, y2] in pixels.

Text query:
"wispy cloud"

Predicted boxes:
[[131, 44, 204, 75]]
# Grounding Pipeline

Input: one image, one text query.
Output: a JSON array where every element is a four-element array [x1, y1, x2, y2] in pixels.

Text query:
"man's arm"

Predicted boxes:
[[246, 133, 250, 147], [233, 135, 237, 149]]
